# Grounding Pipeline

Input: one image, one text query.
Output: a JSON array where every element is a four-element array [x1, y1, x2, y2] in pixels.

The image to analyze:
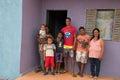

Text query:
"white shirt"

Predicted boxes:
[[44, 44, 56, 57], [39, 30, 46, 38]]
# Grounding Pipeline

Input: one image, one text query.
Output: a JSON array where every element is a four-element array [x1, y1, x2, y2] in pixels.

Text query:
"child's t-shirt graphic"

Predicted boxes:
[[61, 26, 76, 49]]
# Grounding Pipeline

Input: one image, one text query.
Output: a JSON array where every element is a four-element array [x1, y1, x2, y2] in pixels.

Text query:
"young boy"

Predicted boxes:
[[75, 27, 90, 77], [43, 37, 56, 75], [55, 32, 64, 74]]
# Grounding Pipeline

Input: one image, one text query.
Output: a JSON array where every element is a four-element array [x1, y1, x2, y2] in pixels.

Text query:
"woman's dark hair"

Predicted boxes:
[[79, 26, 85, 31], [91, 28, 100, 40], [45, 26, 49, 34], [66, 17, 71, 22]]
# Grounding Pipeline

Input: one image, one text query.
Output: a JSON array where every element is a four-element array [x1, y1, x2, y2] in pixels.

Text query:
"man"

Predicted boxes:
[[61, 17, 76, 77], [75, 27, 90, 77]]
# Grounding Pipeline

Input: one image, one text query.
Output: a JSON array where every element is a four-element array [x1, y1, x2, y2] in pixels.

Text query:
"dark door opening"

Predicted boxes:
[[46, 10, 67, 38]]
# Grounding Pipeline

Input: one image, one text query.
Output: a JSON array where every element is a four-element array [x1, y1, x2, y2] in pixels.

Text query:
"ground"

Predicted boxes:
[[17, 71, 119, 80]]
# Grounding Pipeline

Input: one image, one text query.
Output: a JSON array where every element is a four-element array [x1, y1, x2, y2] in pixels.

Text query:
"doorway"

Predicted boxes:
[[46, 10, 67, 38]]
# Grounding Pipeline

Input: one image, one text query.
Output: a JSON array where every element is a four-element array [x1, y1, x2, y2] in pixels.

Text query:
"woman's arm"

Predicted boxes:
[[43, 50, 46, 61], [36, 34, 41, 44], [99, 39, 104, 60], [36, 34, 46, 44]]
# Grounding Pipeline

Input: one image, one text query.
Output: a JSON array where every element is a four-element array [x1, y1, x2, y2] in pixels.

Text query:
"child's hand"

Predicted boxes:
[[39, 48, 42, 51], [39, 48, 43, 52], [44, 56, 45, 61], [43, 51, 46, 61], [85, 55, 88, 59]]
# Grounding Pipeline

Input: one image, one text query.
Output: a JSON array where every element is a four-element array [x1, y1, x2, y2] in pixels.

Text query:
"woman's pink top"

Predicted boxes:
[[89, 38, 102, 58]]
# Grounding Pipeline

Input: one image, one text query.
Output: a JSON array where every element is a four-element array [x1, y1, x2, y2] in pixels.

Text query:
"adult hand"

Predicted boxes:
[[98, 56, 102, 60], [72, 46, 76, 51]]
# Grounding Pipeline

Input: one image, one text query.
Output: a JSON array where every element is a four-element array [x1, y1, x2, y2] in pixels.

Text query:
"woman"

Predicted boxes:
[[89, 28, 104, 79], [36, 24, 46, 72], [36, 25, 53, 72]]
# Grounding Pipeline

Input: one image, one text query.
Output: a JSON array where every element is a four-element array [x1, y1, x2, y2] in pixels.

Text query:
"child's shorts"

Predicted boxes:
[[45, 57, 54, 67], [76, 51, 87, 64], [55, 53, 63, 62]]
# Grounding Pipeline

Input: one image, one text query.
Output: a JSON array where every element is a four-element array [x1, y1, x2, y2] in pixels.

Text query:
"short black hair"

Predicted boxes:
[[66, 17, 71, 22], [58, 32, 63, 35], [79, 26, 85, 31], [57, 32, 63, 38]]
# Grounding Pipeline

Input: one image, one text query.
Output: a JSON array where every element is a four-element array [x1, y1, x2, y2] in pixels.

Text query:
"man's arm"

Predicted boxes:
[[73, 27, 77, 50], [73, 34, 76, 51]]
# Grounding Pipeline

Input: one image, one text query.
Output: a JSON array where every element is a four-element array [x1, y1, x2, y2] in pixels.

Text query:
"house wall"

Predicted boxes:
[[40, 0, 120, 78], [0, 0, 22, 79], [20, 0, 42, 75]]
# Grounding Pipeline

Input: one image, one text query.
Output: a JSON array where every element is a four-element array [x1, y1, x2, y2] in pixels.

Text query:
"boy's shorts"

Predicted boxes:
[[55, 53, 63, 62], [63, 49, 74, 58], [76, 51, 87, 63], [45, 57, 54, 67]]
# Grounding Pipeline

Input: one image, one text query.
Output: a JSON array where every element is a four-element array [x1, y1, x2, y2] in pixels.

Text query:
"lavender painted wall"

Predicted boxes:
[[40, 0, 120, 78], [20, 0, 42, 74]]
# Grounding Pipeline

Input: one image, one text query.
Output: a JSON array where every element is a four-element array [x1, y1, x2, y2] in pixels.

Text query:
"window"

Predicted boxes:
[[96, 10, 114, 40], [86, 9, 120, 41]]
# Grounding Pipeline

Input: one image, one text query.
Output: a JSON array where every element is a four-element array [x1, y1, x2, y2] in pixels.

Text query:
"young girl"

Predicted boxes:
[[39, 24, 46, 52], [43, 37, 56, 75], [55, 32, 64, 74]]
